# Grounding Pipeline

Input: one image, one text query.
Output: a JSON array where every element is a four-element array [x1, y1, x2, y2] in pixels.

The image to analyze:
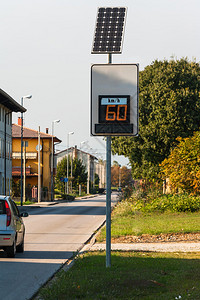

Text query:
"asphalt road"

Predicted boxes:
[[0, 193, 118, 300]]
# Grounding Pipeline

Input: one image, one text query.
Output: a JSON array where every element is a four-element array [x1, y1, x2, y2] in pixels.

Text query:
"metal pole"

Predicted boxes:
[[71, 148, 73, 193], [106, 136, 111, 268], [87, 154, 90, 194], [23, 145, 26, 203], [106, 52, 112, 268], [4, 114, 6, 195], [67, 134, 69, 194], [119, 164, 121, 189], [38, 126, 41, 203], [51, 122, 54, 201], [4, 112, 12, 195], [20, 98, 23, 206]]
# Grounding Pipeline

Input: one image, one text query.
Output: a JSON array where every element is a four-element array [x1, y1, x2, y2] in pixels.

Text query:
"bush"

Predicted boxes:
[[130, 192, 200, 213], [160, 132, 200, 195], [61, 194, 75, 201]]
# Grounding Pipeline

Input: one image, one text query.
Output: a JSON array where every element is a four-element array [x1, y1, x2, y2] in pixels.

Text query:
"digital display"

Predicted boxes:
[[99, 95, 130, 124], [95, 95, 133, 134]]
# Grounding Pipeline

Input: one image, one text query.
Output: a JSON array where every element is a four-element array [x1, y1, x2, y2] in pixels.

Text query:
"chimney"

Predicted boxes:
[[74, 145, 78, 158], [18, 117, 22, 126], [46, 128, 49, 134]]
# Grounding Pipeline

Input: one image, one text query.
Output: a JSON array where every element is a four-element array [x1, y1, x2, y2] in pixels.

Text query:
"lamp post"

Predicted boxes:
[[67, 131, 74, 194], [119, 164, 121, 191], [4, 111, 12, 195], [80, 141, 86, 163], [21, 95, 32, 206], [51, 119, 60, 201]]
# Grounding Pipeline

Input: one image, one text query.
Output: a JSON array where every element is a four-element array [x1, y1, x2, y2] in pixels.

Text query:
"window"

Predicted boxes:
[[2, 177, 4, 194], [2, 139, 4, 157], [0, 200, 6, 214], [2, 108, 4, 122], [10, 200, 19, 217]]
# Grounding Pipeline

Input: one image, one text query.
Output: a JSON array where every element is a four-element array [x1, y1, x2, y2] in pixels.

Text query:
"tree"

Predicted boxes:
[[111, 164, 133, 188], [160, 132, 200, 195], [111, 58, 200, 179], [55, 156, 87, 193]]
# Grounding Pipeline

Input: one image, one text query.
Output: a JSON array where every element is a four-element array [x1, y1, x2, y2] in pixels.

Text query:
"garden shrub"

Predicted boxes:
[[129, 190, 200, 213]]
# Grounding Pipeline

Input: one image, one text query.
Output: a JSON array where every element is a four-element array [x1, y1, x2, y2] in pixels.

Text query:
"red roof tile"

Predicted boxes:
[[12, 124, 62, 143]]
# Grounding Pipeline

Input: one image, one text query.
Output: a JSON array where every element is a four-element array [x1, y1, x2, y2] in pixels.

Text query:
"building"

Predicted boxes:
[[55, 146, 106, 192], [12, 121, 61, 200], [0, 89, 25, 195]]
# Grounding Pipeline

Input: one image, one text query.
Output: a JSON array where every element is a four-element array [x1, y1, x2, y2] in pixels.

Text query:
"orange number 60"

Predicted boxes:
[[106, 105, 127, 121]]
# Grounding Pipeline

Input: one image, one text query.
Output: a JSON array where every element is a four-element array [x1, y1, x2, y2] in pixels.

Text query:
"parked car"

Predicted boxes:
[[0, 196, 28, 258]]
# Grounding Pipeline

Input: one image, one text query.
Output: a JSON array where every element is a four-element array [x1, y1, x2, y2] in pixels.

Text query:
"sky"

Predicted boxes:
[[0, 0, 199, 166]]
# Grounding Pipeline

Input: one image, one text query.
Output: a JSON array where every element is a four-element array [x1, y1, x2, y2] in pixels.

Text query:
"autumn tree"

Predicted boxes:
[[111, 163, 133, 188], [160, 131, 200, 194], [111, 58, 200, 179]]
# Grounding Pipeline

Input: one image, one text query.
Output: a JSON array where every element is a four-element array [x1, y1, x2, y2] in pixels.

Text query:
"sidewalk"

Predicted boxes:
[[18, 195, 96, 212], [86, 242, 200, 252]]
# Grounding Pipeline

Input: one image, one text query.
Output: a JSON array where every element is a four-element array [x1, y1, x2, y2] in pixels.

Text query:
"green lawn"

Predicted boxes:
[[96, 210, 200, 242], [38, 251, 200, 300], [35, 197, 200, 299]]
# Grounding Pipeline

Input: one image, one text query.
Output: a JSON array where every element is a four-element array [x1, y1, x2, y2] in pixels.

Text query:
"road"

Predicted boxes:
[[0, 193, 118, 300]]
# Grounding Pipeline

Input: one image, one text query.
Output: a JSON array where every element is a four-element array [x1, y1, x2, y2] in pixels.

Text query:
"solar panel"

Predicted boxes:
[[92, 7, 127, 54]]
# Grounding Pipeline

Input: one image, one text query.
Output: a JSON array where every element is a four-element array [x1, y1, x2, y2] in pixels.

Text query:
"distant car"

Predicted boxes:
[[0, 196, 28, 258]]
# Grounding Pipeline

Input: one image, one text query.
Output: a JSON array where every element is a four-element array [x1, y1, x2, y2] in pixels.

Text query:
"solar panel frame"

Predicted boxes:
[[91, 7, 127, 54]]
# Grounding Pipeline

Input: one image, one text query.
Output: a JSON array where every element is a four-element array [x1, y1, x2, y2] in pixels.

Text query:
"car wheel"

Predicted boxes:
[[16, 235, 24, 253], [5, 238, 16, 258]]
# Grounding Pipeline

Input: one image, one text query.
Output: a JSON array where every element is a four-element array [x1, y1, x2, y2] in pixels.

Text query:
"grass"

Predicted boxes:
[[35, 194, 200, 299], [15, 200, 34, 205], [97, 209, 200, 242], [38, 251, 200, 300]]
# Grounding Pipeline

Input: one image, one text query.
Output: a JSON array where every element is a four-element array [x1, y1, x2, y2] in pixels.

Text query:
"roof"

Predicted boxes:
[[0, 89, 26, 113], [12, 124, 62, 143], [55, 147, 98, 160]]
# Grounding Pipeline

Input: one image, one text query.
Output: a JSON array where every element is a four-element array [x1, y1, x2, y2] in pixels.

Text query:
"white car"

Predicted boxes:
[[0, 196, 28, 257]]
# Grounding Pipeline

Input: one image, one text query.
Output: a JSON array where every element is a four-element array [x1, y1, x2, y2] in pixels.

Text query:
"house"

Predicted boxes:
[[0, 89, 25, 195], [55, 146, 106, 192], [12, 120, 61, 200]]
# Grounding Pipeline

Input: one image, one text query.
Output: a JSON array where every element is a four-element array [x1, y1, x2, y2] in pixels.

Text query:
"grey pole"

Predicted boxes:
[[67, 134, 69, 194], [4, 112, 11, 195], [106, 135, 111, 267], [38, 126, 41, 203], [51, 120, 60, 201], [20, 97, 23, 206], [106, 53, 112, 268], [51, 122, 54, 201], [20, 95, 32, 206], [67, 132, 74, 194]]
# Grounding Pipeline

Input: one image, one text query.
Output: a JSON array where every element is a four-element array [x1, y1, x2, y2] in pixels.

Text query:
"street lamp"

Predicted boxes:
[[51, 119, 60, 201], [67, 131, 74, 194], [21, 95, 32, 206], [80, 141, 86, 150], [80, 141, 86, 163], [119, 164, 121, 191]]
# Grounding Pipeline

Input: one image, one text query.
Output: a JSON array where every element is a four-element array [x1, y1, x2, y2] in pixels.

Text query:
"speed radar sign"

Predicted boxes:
[[91, 64, 139, 136]]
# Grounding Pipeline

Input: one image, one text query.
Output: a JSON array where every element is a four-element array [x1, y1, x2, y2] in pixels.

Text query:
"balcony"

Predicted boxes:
[[12, 152, 37, 159], [12, 166, 38, 177]]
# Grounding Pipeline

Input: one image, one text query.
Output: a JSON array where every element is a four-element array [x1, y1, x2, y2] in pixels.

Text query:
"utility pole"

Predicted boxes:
[[38, 126, 41, 203], [23, 144, 26, 203]]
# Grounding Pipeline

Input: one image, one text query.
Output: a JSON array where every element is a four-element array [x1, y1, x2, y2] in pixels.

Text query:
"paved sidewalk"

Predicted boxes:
[[84, 242, 200, 252]]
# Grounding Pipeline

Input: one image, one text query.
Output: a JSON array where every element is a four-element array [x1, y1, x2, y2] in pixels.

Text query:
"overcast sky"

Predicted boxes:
[[1, 0, 199, 166]]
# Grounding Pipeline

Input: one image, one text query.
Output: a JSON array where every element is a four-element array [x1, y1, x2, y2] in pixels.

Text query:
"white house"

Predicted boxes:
[[0, 89, 25, 195], [55, 146, 106, 192]]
